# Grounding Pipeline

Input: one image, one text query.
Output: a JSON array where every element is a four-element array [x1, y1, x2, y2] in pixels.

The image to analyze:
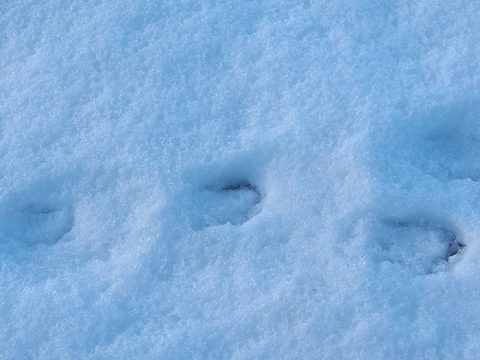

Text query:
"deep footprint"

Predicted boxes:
[[191, 179, 263, 230], [372, 217, 464, 274], [0, 202, 74, 247]]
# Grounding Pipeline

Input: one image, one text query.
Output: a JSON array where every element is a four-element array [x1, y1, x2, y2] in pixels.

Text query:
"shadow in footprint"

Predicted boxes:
[[371, 216, 464, 274]]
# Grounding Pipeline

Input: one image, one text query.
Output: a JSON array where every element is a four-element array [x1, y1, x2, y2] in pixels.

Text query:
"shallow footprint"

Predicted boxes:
[[387, 102, 480, 182], [370, 216, 464, 274], [0, 202, 74, 247]]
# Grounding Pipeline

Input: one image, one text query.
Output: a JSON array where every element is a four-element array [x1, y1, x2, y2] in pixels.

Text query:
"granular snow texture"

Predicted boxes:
[[1, 1, 480, 359]]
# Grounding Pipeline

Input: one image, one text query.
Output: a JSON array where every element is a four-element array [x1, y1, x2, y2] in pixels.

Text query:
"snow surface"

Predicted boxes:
[[1, 0, 480, 358]]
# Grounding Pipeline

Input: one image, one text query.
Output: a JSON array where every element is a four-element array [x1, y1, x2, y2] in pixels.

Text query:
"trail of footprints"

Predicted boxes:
[[0, 162, 467, 275], [1, 171, 264, 249], [2, 185, 466, 275], [191, 170, 466, 274]]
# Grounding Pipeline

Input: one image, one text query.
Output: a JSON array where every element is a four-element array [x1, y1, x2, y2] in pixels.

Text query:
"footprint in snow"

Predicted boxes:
[[0, 202, 74, 247], [370, 216, 464, 274], [190, 179, 263, 230]]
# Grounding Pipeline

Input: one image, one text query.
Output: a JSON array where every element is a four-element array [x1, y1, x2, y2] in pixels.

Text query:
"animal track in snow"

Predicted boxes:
[[371, 216, 464, 274], [0, 202, 74, 247], [395, 103, 480, 182], [422, 135, 480, 182], [191, 179, 263, 230], [183, 153, 266, 230]]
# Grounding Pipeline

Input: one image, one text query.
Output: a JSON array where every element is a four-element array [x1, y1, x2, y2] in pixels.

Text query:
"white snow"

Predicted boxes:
[[1, 0, 480, 358]]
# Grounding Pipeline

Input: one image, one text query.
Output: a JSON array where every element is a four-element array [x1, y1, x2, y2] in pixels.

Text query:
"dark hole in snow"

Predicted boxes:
[[205, 180, 261, 195], [221, 181, 257, 192], [445, 234, 465, 261]]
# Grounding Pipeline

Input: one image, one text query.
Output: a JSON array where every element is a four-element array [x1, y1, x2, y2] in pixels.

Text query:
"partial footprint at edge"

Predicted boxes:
[[0, 202, 74, 247], [190, 179, 263, 230], [370, 216, 464, 274], [394, 102, 480, 182]]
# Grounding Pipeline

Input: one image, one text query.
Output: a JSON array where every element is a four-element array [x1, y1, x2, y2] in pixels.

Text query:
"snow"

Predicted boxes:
[[1, 0, 480, 358]]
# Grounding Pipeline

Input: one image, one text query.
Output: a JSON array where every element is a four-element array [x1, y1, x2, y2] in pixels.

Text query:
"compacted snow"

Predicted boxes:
[[1, 1, 480, 358]]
